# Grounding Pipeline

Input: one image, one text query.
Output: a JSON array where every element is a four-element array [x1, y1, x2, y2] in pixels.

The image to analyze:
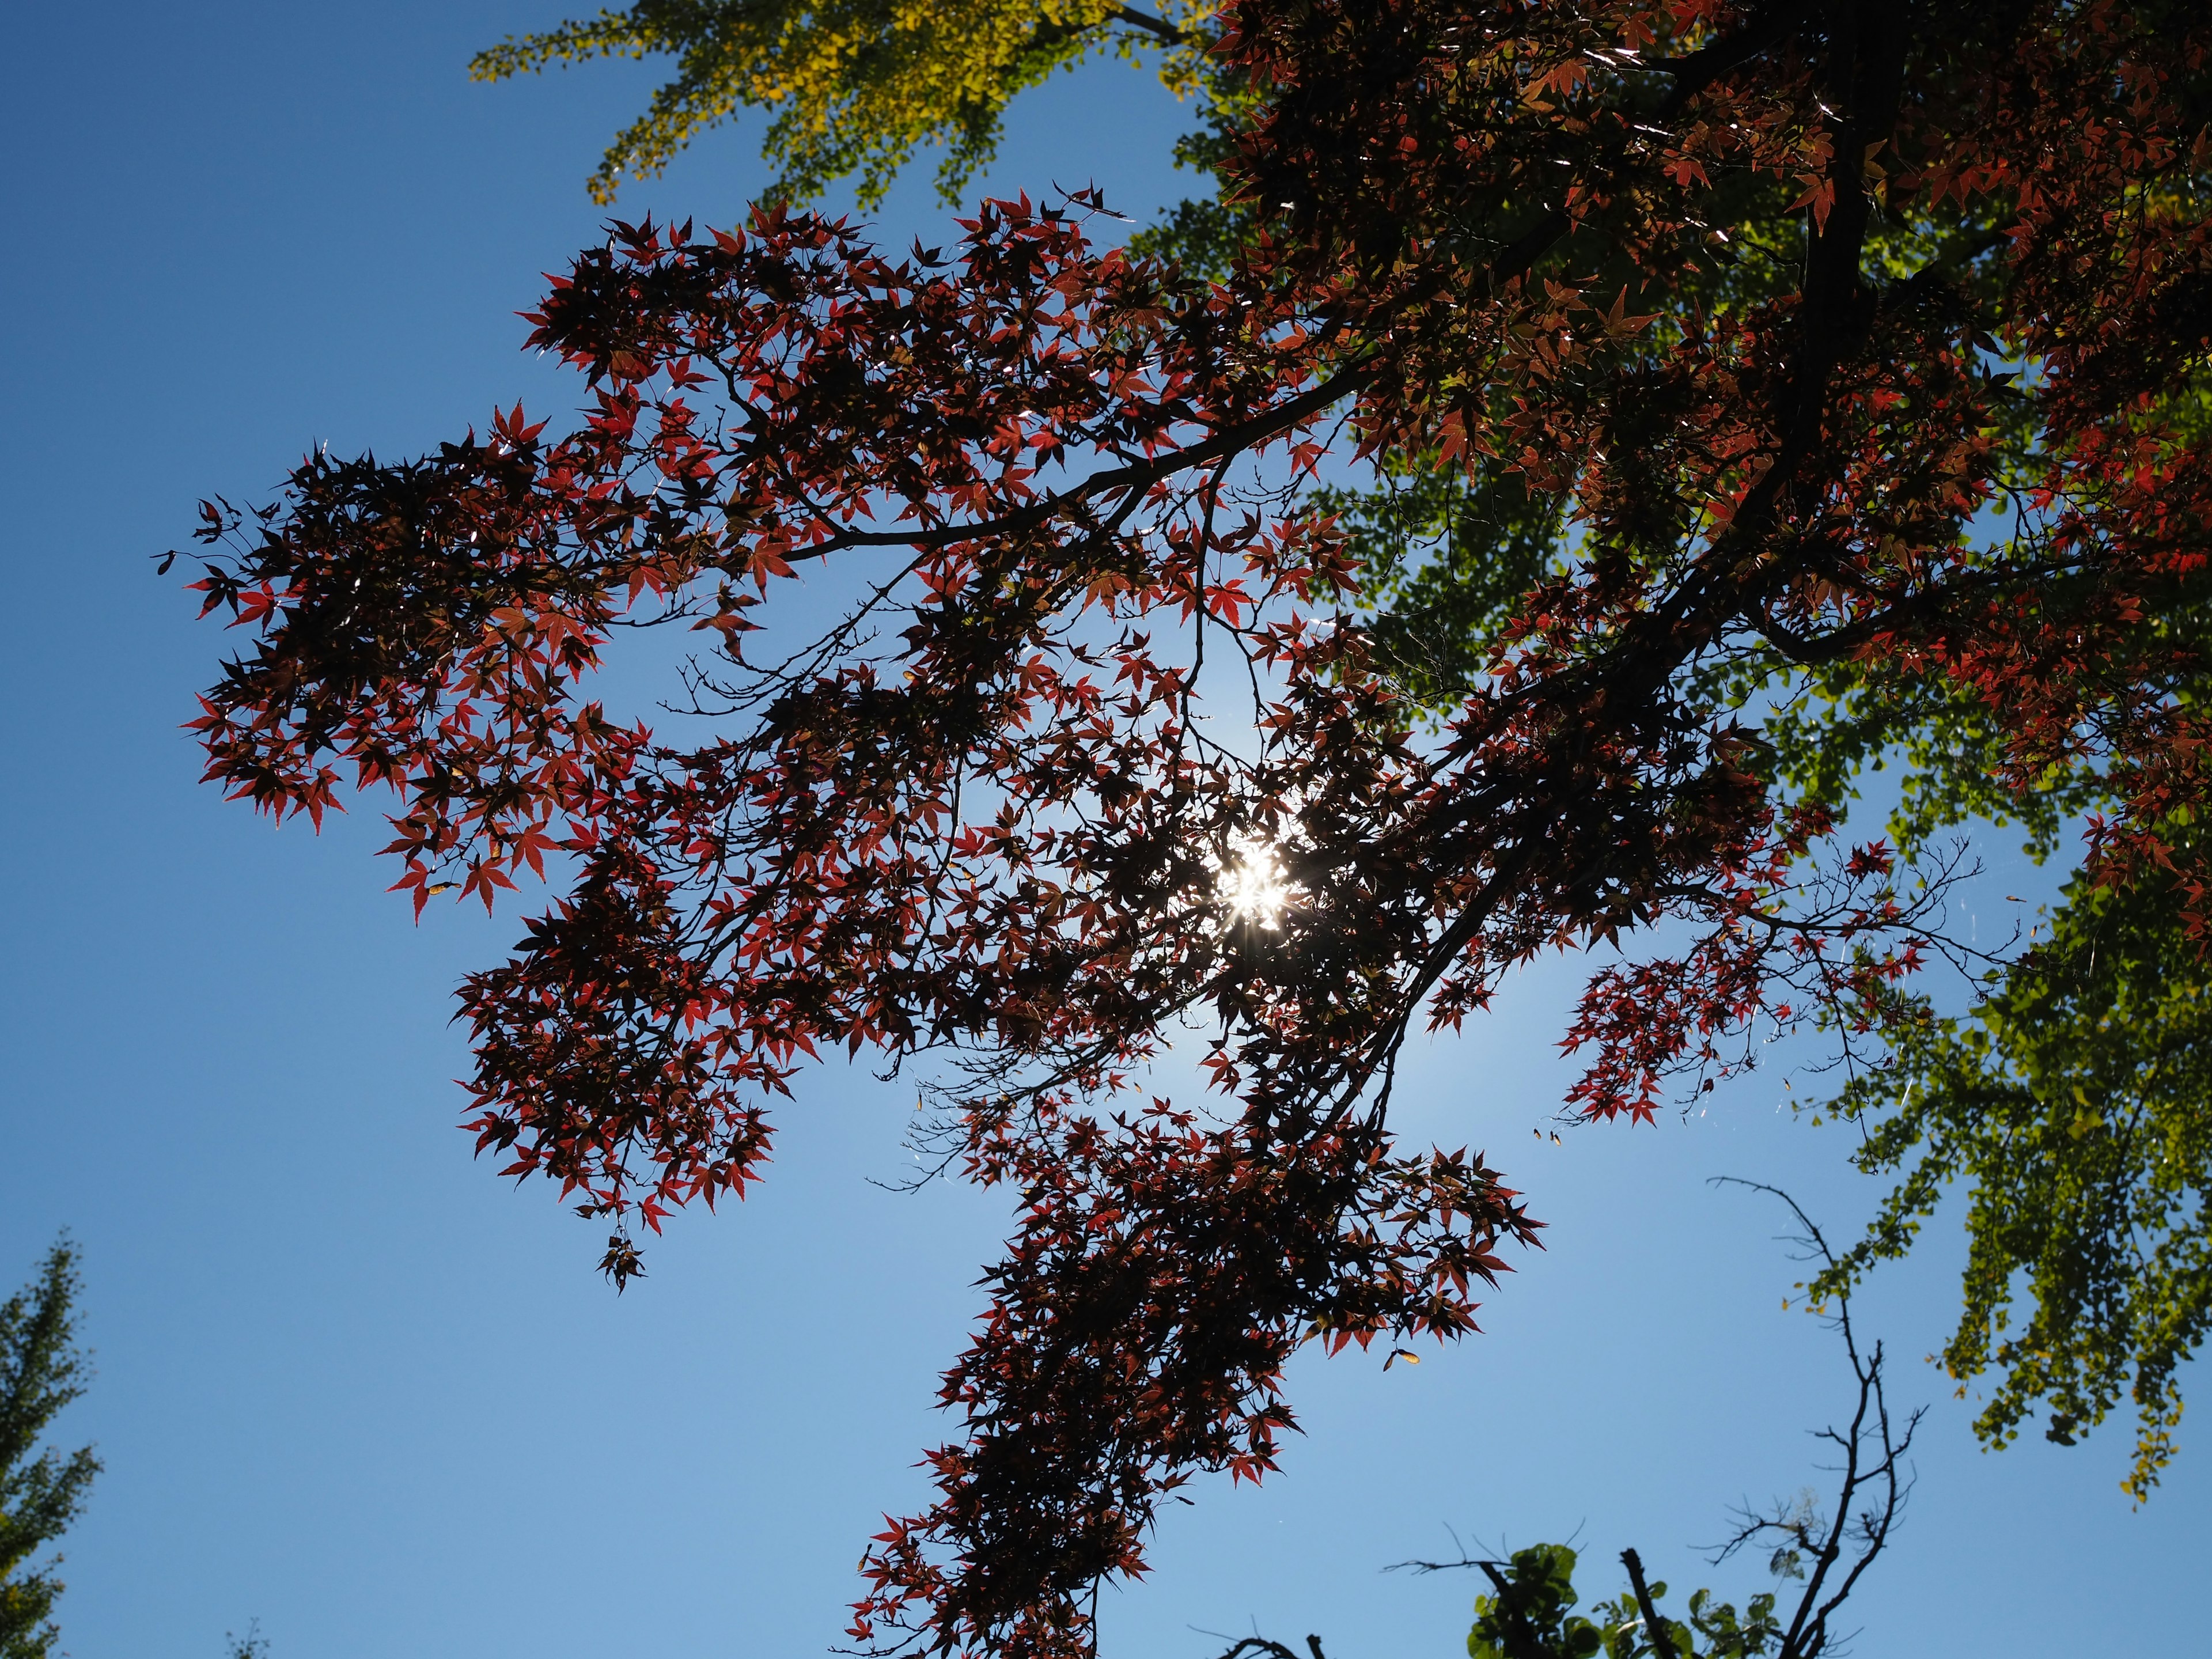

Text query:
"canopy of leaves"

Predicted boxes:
[[1316, 454, 1570, 712], [470, 0, 1216, 206], [183, 1, 2212, 1653], [1276, 0, 2212, 1489], [1712, 96, 2212, 1489], [1815, 858, 2212, 1499], [0, 1241, 98, 1659]]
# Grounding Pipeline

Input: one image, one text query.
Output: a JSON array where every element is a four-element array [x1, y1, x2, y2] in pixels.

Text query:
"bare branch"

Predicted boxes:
[[1708, 1182, 1926, 1659]]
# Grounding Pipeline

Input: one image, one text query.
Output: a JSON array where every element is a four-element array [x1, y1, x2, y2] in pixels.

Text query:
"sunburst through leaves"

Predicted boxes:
[[1213, 837, 1293, 931]]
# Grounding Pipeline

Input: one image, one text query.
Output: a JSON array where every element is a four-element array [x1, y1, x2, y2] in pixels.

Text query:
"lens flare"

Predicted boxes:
[[1214, 839, 1291, 930]]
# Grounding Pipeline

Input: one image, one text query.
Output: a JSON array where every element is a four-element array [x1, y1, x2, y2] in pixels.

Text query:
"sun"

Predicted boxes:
[[1214, 838, 1292, 931]]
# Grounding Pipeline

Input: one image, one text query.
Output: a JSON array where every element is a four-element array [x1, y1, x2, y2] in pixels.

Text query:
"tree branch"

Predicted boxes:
[[1652, 1, 1812, 116], [1620, 1548, 1681, 1659], [1708, 1181, 1924, 1659], [1207, 1637, 1325, 1659], [1113, 6, 1196, 47]]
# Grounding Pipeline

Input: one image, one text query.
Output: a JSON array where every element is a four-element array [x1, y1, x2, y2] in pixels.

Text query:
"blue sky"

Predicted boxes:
[[0, 6, 2202, 1657]]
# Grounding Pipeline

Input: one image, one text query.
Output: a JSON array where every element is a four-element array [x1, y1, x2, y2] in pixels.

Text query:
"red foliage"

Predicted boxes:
[[182, 1, 2212, 1652]]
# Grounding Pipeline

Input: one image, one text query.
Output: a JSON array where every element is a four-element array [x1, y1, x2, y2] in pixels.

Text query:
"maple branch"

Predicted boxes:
[[1739, 520, 2196, 671], [772, 360, 1374, 560], [1652, 0, 1813, 116], [754, 187, 1575, 573], [1650, 0, 1906, 587], [1791, 0, 1910, 434]]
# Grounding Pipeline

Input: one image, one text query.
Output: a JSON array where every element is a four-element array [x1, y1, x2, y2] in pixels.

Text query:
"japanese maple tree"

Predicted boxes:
[[181, 1, 2212, 1653]]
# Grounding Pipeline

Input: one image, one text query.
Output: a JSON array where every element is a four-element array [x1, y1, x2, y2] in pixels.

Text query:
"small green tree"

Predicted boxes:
[[0, 1240, 100, 1659]]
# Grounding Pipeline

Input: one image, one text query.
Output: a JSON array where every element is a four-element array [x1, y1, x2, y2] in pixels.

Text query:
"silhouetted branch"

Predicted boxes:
[[1620, 1548, 1681, 1659], [1206, 1637, 1325, 1659], [1112, 6, 1197, 46]]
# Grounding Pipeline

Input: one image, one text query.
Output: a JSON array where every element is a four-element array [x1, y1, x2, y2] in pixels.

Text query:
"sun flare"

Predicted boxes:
[[1214, 839, 1293, 931]]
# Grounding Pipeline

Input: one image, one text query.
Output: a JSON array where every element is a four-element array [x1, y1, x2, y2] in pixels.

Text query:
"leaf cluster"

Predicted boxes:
[[1817, 858, 2212, 1498], [471, 0, 1218, 207], [1467, 1544, 1786, 1659]]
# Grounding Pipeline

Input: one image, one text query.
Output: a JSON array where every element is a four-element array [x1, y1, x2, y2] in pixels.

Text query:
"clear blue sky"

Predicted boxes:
[[0, 6, 2200, 1657]]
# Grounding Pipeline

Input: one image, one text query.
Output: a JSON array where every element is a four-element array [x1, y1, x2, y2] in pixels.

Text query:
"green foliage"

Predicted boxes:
[[1465, 1544, 1605, 1659], [1768, 351, 2212, 1492], [1123, 65, 1257, 281], [470, 0, 1215, 206], [1314, 454, 1569, 713], [1468, 1545, 1786, 1659], [0, 1240, 99, 1659], [1815, 861, 2212, 1499]]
